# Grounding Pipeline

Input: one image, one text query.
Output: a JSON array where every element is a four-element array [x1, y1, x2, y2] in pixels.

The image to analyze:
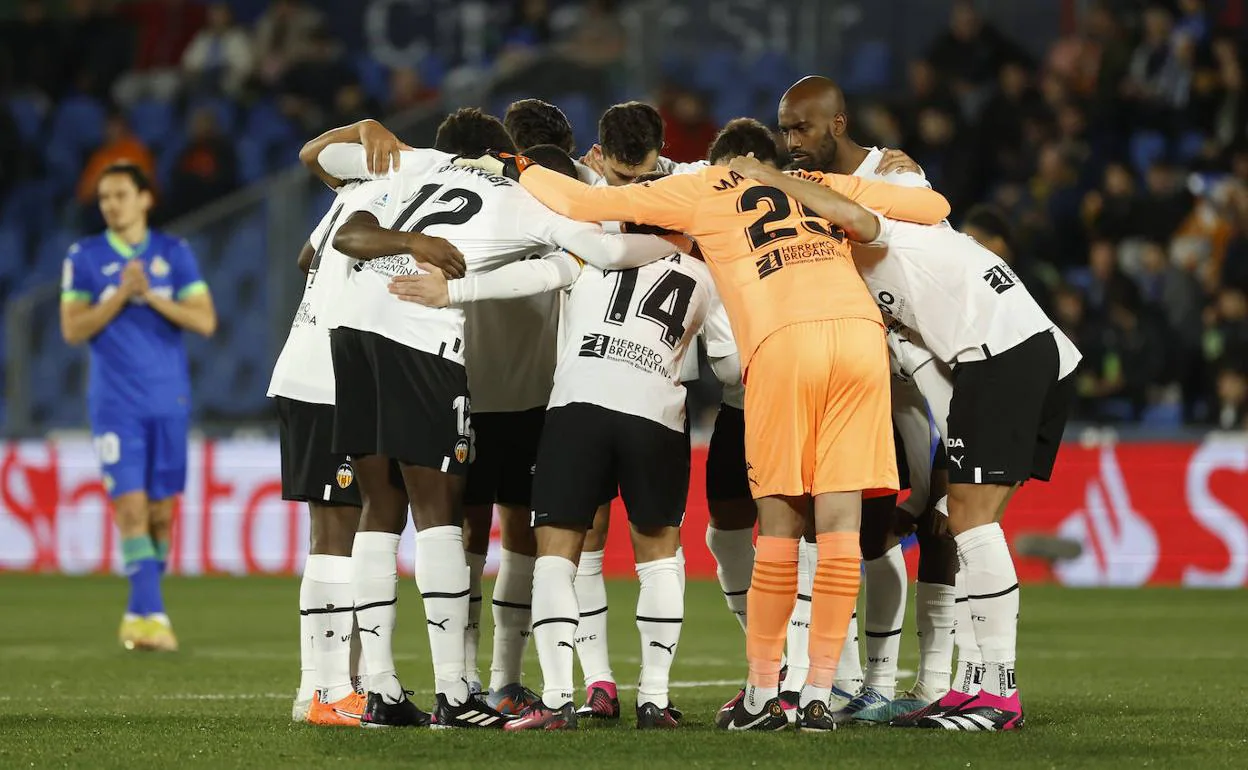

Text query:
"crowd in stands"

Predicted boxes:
[[2, 0, 1246, 430]]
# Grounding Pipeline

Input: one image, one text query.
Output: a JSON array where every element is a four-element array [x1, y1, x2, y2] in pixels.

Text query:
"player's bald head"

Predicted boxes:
[[777, 75, 849, 172], [780, 76, 846, 118]]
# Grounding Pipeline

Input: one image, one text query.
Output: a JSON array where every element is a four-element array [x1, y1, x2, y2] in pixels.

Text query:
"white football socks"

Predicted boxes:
[[489, 549, 535, 691], [573, 549, 613, 687], [305, 554, 355, 702], [532, 555, 579, 709], [635, 556, 683, 709], [351, 531, 403, 702], [836, 607, 865, 694], [465, 551, 487, 689], [782, 539, 814, 692], [706, 526, 754, 633], [415, 526, 471, 705], [955, 523, 1019, 699], [297, 569, 316, 703], [914, 581, 956, 699], [952, 568, 984, 695], [863, 544, 906, 698]]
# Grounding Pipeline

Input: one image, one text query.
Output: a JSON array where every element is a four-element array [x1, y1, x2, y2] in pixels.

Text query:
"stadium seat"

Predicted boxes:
[[691, 47, 743, 97], [1129, 130, 1167, 176], [0, 227, 24, 293], [6, 94, 46, 145], [355, 54, 391, 103], [245, 100, 296, 147], [1177, 130, 1206, 162], [236, 137, 269, 184], [48, 95, 106, 154], [18, 229, 76, 294], [552, 94, 596, 158], [1142, 401, 1183, 428], [420, 52, 449, 90], [128, 99, 176, 149], [746, 50, 798, 92], [841, 40, 892, 94], [190, 97, 238, 135]]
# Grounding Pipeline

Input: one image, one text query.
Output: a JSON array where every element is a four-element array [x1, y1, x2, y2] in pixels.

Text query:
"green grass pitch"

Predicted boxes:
[[1, 575, 1246, 768]]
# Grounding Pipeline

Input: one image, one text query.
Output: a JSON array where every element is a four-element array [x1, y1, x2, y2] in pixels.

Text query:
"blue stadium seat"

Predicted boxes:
[[18, 228, 76, 294], [128, 99, 176, 149], [43, 139, 86, 197], [189, 97, 238, 135], [0, 179, 57, 248], [48, 95, 106, 154], [355, 54, 391, 103], [420, 52, 449, 90], [1141, 401, 1183, 428], [712, 89, 754, 129], [552, 94, 596, 157], [156, 138, 187, 193], [308, 186, 337, 231], [1129, 131, 1167, 176], [6, 95, 46, 145], [1177, 130, 1206, 162], [746, 50, 797, 92], [245, 100, 296, 147], [691, 47, 743, 97], [0, 227, 24, 292], [236, 137, 269, 184], [841, 40, 892, 94]]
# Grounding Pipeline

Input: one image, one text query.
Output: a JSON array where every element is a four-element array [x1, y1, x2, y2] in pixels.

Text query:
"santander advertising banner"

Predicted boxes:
[[1, 437, 1246, 587]]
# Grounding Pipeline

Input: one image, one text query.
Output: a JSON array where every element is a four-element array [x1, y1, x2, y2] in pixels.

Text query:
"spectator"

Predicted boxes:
[[1138, 161, 1194, 242], [1122, 5, 1193, 134], [76, 110, 156, 207], [899, 59, 959, 142], [60, 0, 134, 100], [386, 67, 439, 113], [163, 107, 238, 222], [1029, 143, 1085, 266], [1136, 239, 1205, 406], [1088, 285, 1170, 419], [658, 86, 716, 164], [557, 0, 626, 70], [181, 2, 254, 98], [978, 59, 1045, 182], [1083, 162, 1142, 242], [1084, 238, 1136, 319], [278, 26, 356, 131], [326, 83, 380, 134], [495, 0, 553, 75], [0, 0, 62, 97], [1212, 366, 1248, 429], [926, 0, 1028, 98], [113, 0, 207, 105], [1204, 285, 1248, 371], [908, 104, 982, 216], [857, 103, 905, 152], [253, 0, 324, 89]]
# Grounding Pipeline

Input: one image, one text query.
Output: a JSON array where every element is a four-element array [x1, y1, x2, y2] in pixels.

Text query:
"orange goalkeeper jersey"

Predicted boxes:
[[519, 165, 950, 372]]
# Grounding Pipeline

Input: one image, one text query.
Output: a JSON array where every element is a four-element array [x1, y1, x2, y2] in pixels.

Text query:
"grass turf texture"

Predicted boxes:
[[0, 576, 1245, 769]]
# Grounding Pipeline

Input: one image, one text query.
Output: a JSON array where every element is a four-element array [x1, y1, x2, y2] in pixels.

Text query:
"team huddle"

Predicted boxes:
[[268, 75, 1081, 732]]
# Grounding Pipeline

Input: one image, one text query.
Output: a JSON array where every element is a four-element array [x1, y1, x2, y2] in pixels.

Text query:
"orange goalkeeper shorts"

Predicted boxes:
[[743, 318, 898, 499]]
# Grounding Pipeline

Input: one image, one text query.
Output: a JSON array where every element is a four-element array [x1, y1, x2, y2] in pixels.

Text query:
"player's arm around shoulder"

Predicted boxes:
[[731, 157, 881, 243], [825, 171, 950, 226], [299, 119, 411, 188]]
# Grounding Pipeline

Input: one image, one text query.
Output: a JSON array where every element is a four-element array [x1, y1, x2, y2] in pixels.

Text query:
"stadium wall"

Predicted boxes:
[[1, 437, 1245, 587]]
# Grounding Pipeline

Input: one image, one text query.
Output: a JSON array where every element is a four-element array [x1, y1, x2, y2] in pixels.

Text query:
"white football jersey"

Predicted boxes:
[[321, 146, 676, 363], [848, 145, 1080, 376], [267, 180, 390, 405], [864, 218, 1082, 377], [551, 252, 727, 432], [464, 251, 560, 413]]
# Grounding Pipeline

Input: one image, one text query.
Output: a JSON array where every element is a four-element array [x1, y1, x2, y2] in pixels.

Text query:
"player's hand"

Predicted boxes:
[[874, 149, 921, 177], [120, 259, 149, 298], [891, 507, 919, 538], [406, 233, 466, 279], [388, 272, 450, 308], [728, 152, 772, 181], [359, 119, 410, 175], [452, 151, 535, 182]]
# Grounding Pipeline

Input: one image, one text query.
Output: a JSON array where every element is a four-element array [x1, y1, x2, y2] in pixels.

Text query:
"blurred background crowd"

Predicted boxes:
[[1, 0, 1246, 435]]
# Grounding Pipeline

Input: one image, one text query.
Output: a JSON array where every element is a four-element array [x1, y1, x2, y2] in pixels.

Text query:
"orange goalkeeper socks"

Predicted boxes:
[[745, 536, 800, 693], [806, 531, 862, 696]]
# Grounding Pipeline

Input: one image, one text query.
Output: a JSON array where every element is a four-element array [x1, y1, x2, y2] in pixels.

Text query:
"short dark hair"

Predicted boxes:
[[522, 143, 577, 179], [962, 204, 1016, 256], [434, 108, 517, 157], [598, 101, 664, 166], [708, 118, 780, 166], [98, 162, 153, 192], [505, 99, 575, 155], [633, 170, 669, 185]]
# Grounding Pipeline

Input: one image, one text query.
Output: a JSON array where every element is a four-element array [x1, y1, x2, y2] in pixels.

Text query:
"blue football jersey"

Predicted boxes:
[[61, 229, 207, 419]]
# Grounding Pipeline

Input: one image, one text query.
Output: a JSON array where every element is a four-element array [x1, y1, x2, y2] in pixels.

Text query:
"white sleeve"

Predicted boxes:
[[546, 217, 676, 270], [701, 293, 738, 359], [317, 144, 439, 182], [892, 376, 934, 516], [446, 251, 581, 304], [667, 159, 710, 176], [876, 169, 931, 189]]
